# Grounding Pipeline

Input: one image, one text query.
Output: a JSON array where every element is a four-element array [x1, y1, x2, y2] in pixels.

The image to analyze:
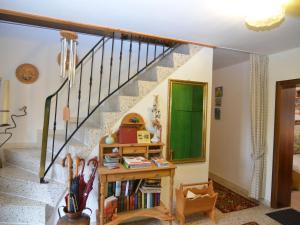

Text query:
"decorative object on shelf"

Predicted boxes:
[[129, 117, 140, 123], [59, 30, 78, 87], [118, 113, 145, 144], [15, 63, 39, 84], [137, 130, 151, 144], [105, 134, 115, 145], [0, 79, 10, 126], [104, 125, 115, 144], [151, 95, 161, 143], [0, 106, 27, 149]]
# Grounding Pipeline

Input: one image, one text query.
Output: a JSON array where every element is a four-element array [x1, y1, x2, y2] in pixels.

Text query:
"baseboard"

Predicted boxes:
[[209, 172, 249, 198]]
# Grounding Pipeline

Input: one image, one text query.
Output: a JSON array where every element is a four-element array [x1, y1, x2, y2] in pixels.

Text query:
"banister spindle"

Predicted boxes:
[[76, 64, 83, 127], [52, 93, 58, 161], [98, 37, 105, 103], [146, 42, 149, 65], [137, 40, 141, 72], [128, 35, 133, 80], [108, 33, 115, 94], [154, 44, 157, 58], [118, 38, 123, 87], [87, 50, 94, 115]]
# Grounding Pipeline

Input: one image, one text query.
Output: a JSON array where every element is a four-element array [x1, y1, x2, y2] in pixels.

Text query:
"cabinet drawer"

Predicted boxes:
[[122, 146, 147, 154]]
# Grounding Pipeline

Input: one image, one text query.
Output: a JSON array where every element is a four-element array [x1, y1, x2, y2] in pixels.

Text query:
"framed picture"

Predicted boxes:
[[215, 97, 222, 107], [215, 86, 223, 97], [137, 130, 151, 144], [215, 108, 221, 120], [167, 79, 207, 163]]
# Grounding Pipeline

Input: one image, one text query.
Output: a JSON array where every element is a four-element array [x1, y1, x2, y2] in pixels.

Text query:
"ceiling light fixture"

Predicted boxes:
[[245, 0, 290, 28]]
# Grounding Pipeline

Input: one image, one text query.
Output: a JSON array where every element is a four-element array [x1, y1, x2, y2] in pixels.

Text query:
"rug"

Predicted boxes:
[[266, 208, 300, 225], [241, 222, 259, 225], [213, 182, 259, 213]]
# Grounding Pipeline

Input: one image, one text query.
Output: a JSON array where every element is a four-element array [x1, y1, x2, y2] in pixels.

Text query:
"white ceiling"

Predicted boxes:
[[0, 0, 300, 55]]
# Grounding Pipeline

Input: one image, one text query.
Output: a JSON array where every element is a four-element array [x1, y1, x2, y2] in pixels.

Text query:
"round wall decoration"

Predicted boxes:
[[16, 63, 39, 84]]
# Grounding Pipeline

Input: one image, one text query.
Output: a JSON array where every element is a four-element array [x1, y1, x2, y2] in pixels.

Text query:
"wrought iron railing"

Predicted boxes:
[[39, 32, 177, 183]]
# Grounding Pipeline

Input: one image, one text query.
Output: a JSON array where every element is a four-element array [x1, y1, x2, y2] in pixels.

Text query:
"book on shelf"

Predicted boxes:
[[123, 156, 152, 169], [104, 178, 161, 222], [151, 157, 169, 167], [103, 153, 121, 169]]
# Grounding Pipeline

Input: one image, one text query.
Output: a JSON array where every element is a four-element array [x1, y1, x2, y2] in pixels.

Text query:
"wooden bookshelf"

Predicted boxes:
[[98, 163, 176, 225]]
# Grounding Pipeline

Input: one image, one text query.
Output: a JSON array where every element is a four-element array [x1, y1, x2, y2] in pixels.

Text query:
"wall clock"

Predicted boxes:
[[15, 63, 39, 84]]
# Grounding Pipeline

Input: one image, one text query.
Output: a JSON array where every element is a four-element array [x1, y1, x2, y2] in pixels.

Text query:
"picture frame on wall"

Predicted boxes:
[[215, 108, 221, 120], [215, 86, 223, 97], [215, 97, 222, 107]]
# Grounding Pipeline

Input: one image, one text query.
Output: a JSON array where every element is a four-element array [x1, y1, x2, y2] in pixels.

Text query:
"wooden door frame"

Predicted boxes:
[[271, 78, 300, 208]]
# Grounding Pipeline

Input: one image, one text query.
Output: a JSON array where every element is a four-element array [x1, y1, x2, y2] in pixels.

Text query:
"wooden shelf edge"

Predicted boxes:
[[104, 205, 173, 225], [100, 142, 164, 147]]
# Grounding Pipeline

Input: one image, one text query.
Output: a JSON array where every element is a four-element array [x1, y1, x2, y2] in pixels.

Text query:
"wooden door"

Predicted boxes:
[[271, 82, 296, 208]]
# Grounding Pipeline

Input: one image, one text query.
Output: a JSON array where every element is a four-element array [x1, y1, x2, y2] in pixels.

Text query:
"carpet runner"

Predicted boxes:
[[213, 181, 259, 213]]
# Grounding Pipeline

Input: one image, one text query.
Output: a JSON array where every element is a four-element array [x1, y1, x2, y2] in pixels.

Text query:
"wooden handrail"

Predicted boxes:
[[0, 9, 215, 47]]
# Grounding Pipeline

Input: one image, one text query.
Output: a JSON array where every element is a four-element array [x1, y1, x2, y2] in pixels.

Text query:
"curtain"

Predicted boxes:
[[249, 54, 268, 200]]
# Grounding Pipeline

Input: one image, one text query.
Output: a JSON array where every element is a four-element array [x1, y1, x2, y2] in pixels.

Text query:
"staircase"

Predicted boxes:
[[0, 32, 201, 224]]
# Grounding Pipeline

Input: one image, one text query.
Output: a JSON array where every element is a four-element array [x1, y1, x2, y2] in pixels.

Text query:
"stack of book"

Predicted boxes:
[[103, 153, 121, 169], [105, 179, 161, 222], [139, 179, 161, 209], [123, 156, 152, 169], [151, 157, 169, 167]]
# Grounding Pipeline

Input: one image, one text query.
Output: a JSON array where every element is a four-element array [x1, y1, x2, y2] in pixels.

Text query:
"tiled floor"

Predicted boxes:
[[291, 191, 300, 211], [125, 204, 281, 225]]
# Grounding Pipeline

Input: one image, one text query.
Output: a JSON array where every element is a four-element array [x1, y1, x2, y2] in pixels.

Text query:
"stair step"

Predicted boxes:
[[137, 66, 175, 82], [0, 165, 65, 207], [99, 95, 139, 113], [46, 133, 91, 158], [0, 192, 47, 224], [120, 80, 157, 97], [3, 148, 67, 183]]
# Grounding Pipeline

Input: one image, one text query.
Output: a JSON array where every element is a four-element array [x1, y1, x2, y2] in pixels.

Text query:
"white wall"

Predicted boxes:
[[264, 46, 300, 203], [0, 23, 98, 144], [112, 47, 213, 205], [209, 60, 252, 192]]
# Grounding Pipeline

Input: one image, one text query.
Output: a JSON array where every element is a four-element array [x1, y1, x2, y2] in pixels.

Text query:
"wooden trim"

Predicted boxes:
[[0, 9, 216, 48]]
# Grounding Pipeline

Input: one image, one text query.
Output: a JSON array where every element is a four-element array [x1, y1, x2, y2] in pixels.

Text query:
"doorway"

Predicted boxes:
[[271, 78, 300, 208]]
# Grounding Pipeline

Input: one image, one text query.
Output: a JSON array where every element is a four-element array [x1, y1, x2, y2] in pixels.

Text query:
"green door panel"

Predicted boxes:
[[168, 80, 207, 162]]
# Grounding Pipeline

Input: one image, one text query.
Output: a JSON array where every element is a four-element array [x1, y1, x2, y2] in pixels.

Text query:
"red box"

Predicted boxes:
[[118, 126, 137, 144]]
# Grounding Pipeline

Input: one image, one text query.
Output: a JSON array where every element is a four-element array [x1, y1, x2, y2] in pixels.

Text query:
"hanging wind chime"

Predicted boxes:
[[58, 30, 78, 88]]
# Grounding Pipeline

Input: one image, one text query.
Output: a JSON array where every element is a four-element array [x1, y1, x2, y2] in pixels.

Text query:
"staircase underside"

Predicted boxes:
[[0, 44, 201, 225]]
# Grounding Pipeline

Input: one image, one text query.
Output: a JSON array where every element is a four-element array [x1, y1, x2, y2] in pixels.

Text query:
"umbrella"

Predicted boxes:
[[62, 153, 73, 212], [69, 156, 81, 210], [81, 156, 98, 209], [77, 158, 87, 211]]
